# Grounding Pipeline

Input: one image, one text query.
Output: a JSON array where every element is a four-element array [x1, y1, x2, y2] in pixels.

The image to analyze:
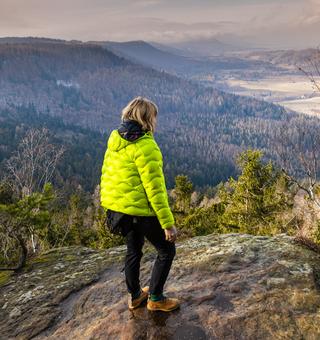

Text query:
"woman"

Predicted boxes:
[[100, 96, 180, 312]]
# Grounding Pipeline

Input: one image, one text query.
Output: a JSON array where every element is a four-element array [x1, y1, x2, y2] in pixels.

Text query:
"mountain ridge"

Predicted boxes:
[[1, 38, 319, 189]]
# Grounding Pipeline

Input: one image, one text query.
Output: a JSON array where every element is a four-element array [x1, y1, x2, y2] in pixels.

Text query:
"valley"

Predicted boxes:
[[105, 40, 320, 117], [0, 38, 319, 190], [217, 75, 320, 116]]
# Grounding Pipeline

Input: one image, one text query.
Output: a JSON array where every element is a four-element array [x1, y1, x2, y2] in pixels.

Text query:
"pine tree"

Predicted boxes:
[[173, 175, 193, 213], [0, 183, 55, 271], [219, 149, 292, 235]]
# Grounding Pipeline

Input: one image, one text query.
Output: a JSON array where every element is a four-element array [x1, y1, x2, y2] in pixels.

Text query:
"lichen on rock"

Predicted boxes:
[[1, 234, 320, 339]]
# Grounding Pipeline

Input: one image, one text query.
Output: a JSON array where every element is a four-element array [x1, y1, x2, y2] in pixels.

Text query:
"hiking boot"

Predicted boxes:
[[147, 295, 180, 312], [128, 286, 149, 310]]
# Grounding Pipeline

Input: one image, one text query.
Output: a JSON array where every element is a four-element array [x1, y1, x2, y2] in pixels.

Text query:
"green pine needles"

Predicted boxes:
[[218, 150, 293, 235], [0, 183, 55, 271]]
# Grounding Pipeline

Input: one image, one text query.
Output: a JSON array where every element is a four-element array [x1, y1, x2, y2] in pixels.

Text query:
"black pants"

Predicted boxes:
[[125, 216, 176, 296]]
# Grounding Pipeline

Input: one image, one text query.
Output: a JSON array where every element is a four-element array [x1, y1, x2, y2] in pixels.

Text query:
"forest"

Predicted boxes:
[[0, 40, 320, 275], [1, 129, 319, 274], [1, 41, 320, 188]]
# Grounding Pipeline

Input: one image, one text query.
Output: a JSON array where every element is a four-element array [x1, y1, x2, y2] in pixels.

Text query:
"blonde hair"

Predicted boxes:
[[121, 96, 158, 133]]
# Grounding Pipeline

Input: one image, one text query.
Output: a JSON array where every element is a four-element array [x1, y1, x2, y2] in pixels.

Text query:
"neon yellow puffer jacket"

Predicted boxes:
[[100, 129, 175, 229]]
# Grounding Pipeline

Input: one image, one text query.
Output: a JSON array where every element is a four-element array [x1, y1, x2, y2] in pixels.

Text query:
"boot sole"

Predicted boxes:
[[147, 304, 180, 312]]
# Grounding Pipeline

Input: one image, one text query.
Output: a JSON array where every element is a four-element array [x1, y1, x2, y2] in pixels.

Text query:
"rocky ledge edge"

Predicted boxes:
[[1, 233, 320, 340]]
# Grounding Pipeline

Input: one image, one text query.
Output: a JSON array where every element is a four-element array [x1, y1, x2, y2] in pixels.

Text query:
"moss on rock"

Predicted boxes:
[[1, 234, 320, 339]]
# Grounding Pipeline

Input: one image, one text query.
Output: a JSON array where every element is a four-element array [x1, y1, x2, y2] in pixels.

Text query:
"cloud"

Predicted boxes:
[[135, 0, 162, 7], [0, 0, 318, 49], [308, 0, 320, 5]]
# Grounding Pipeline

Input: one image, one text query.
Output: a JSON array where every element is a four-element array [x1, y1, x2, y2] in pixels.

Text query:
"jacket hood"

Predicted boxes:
[[107, 120, 152, 151], [118, 119, 146, 142]]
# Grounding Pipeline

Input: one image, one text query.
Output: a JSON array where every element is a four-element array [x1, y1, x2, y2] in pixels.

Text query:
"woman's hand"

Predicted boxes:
[[165, 226, 177, 243]]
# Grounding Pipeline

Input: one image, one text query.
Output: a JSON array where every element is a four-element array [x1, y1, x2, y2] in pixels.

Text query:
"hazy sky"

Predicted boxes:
[[1, 0, 320, 48]]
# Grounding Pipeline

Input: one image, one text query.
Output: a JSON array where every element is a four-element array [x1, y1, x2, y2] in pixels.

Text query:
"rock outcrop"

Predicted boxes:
[[1, 233, 320, 339]]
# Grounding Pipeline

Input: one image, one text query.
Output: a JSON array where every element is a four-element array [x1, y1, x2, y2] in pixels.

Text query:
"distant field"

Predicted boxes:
[[280, 96, 320, 116], [226, 75, 320, 116]]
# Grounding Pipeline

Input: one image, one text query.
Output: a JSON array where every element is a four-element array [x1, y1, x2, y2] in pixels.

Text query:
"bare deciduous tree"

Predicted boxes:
[[297, 47, 320, 93], [274, 118, 320, 208], [275, 49, 320, 208], [6, 128, 64, 197], [275, 48, 320, 208], [3, 128, 64, 254]]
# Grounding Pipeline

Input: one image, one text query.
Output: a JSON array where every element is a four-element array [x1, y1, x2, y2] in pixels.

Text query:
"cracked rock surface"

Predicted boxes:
[[1, 233, 320, 339]]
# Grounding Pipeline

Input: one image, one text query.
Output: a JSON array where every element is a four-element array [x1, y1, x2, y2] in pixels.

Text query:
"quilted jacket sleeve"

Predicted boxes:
[[134, 139, 175, 229]]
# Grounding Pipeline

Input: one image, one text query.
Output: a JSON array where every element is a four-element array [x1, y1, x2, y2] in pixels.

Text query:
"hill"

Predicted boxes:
[[166, 36, 241, 57], [240, 48, 320, 70], [1, 38, 320, 189], [0, 36, 70, 44], [148, 41, 193, 57], [99, 40, 280, 78], [103, 40, 196, 72]]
